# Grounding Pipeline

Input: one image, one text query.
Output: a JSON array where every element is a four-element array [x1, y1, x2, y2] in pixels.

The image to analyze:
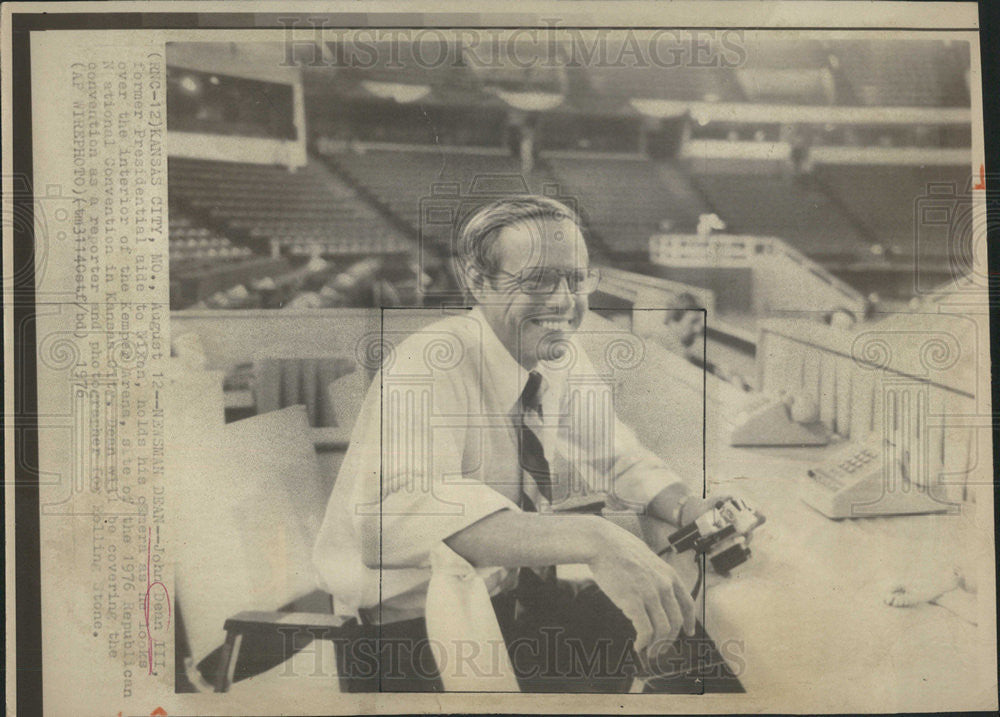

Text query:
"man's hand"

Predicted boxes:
[[445, 509, 699, 655], [587, 520, 696, 657]]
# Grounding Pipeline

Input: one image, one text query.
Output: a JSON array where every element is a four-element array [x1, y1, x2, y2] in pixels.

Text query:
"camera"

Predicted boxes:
[[667, 497, 765, 575]]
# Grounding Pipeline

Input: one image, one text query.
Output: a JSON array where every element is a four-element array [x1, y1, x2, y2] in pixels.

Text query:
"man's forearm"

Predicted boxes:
[[444, 509, 611, 569], [443, 482, 693, 570]]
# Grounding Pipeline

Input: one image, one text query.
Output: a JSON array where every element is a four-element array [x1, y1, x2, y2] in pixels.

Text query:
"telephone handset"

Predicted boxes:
[[800, 437, 953, 519], [727, 391, 830, 447]]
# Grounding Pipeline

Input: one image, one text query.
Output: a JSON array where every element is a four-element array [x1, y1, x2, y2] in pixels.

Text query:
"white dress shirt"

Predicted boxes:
[[312, 307, 687, 622]]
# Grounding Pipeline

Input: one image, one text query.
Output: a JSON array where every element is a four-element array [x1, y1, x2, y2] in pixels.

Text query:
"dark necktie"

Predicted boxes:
[[516, 370, 553, 510], [515, 370, 557, 601]]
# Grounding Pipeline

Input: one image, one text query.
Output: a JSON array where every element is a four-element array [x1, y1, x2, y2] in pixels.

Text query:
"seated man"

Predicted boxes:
[[313, 196, 750, 692], [658, 292, 750, 391]]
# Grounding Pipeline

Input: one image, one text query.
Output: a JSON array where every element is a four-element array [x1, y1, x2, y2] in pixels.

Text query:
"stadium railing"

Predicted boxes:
[[650, 233, 866, 317]]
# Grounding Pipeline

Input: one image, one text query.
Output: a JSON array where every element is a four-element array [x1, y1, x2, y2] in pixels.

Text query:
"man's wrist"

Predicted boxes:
[[578, 514, 621, 564], [647, 483, 693, 527]]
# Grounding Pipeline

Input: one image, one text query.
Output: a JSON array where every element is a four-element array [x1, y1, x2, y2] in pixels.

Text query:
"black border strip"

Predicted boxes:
[[11, 15, 42, 717], [6, 11, 983, 32], [979, 3, 1000, 654]]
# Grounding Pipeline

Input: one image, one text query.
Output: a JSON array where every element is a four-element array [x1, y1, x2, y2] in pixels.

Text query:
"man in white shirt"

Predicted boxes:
[[658, 291, 750, 391], [314, 196, 739, 692]]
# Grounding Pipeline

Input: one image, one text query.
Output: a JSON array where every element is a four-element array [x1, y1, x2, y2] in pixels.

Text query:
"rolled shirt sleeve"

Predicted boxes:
[[563, 346, 689, 512], [606, 414, 688, 510], [352, 343, 520, 570]]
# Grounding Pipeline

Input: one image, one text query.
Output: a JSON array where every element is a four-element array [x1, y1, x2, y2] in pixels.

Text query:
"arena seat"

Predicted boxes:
[[170, 257, 293, 309], [545, 155, 709, 256], [688, 172, 874, 261], [168, 157, 410, 255], [814, 164, 970, 260], [321, 147, 565, 244], [170, 207, 257, 264]]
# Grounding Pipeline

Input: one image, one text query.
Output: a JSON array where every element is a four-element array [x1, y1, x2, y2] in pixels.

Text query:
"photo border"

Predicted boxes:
[[4, 3, 996, 715]]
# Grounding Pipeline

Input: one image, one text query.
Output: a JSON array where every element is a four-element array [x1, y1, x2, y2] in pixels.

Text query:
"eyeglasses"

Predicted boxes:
[[493, 267, 601, 295]]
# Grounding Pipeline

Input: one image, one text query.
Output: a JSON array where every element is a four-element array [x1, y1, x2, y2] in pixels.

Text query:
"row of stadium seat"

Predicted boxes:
[[170, 256, 292, 308], [175, 255, 424, 311], [168, 148, 966, 315], [323, 145, 967, 268], [688, 173, 874, 260], [171, 226, 215, 239], [324, 147, 714, 257], [815, 164, 969, 257], [171, 246, 257, 263], [321, 147, 568, 246], [544, 155, 709, 255], [169, 206, 263, 264], [168, 157, 411, 255]]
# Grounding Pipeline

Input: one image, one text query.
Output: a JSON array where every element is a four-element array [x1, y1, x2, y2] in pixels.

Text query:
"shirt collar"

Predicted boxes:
[[470, 306, 569, 414]]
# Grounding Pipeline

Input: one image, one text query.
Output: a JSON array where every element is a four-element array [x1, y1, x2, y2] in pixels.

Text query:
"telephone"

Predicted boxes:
[[727, 392, 830, 447], [800, 437, 954, 519]]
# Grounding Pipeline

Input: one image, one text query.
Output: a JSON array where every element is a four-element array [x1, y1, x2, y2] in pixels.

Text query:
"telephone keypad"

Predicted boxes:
[[838, 449, 875, 475], [808, 447, 880, 493]]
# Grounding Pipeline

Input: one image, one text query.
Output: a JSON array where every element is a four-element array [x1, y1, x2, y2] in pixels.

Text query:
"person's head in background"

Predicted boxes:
[[863, 294, 878, 321], [663, 292, 705, 351], [457, 196, 598, 369], [825, 307, 858, 331]]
